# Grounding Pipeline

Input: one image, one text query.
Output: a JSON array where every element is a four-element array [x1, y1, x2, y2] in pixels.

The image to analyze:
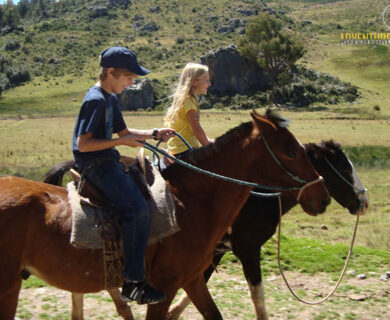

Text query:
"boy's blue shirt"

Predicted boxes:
[[72, 86, 126, 169]]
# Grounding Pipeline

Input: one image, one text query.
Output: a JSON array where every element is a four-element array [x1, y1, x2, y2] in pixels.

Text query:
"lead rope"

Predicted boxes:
[[276, 195, 361, 304]]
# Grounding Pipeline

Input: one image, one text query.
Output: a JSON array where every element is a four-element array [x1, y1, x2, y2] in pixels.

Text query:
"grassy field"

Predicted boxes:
[[1, 0, 389, 318], [0, 112, 388, 251]]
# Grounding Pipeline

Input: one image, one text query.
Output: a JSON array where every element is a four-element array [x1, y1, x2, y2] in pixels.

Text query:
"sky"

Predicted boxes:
[[0, 0, 21, 5]]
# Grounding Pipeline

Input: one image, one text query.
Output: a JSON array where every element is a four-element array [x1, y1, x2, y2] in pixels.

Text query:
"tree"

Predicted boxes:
[[239, 13, 305, 98]]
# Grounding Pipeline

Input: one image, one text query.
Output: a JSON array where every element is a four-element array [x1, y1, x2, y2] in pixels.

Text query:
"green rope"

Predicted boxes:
[[142, 141, 299, 194]]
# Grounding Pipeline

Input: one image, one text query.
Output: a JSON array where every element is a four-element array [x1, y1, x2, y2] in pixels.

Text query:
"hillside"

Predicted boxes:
[[0, 0, 389, 117]]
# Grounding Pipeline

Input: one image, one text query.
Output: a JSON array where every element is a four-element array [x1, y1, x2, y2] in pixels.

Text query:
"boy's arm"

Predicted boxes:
[[117, 128, 176, 141], [77, 132, 143, 152], [186, 110, 212, 146], [77, 128, 176, 152]]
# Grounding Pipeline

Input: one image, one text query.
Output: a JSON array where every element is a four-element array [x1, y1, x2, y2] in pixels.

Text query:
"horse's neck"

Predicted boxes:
[[170, 141, 258, 244]]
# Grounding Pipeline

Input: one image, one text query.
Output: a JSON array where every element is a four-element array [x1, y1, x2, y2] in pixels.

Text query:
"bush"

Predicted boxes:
[[24, 33, 34, 43], [0, 73, 10, 91], [6, 66, 31, 87], [2, 38, 20, 51]]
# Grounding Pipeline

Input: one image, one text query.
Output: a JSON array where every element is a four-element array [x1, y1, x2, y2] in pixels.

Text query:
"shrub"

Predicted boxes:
[[2, 38, 20, 51], [0, 73, 10, 91], [6, 66, 31, 87], [24, 33, 34, 43]]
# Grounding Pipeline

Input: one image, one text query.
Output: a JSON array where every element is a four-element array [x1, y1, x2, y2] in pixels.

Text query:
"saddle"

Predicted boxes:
[[71, 152, 150, 210], [68, 150, 179, 249]]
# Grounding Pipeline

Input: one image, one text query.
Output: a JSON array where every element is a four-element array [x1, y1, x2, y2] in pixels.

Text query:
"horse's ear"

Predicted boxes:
[[251, 109, 261, 119], [306, 142, 322, 161], [250, 110, 277, 133]]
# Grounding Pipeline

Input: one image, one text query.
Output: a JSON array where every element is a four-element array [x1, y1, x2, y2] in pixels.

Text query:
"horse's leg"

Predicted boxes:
[[0, 206, 29, 319], [183, 276, 222, 320], [71, 293, 84, 320], [145, 290, 177, 320], [0, 277, 22, 320], [107, 288, 134, 320], [235, 246, 268, 320], [167, 251, 226, 320]]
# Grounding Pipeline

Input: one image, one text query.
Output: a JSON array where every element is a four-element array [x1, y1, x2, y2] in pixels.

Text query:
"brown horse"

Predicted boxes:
[[44, 141, 368, 320], [0, 110, 330, 320]]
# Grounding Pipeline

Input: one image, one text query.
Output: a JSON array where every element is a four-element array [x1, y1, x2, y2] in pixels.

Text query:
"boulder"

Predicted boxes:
[[106, 0, 131, 9], [133, 14, 144, 21], [132, 21, 159, 32], [118, 79, 154, 111], [88, 5, 109, 19], [228, 18, 241, 29], [200, 44, 269, 95], [216, 25, 234, 33], [206, 15, 219, 22], [236, 27, 246, 35], [149, 5, 161, 13], [301, 20, 313, 27], [235, 7, 259, 16]]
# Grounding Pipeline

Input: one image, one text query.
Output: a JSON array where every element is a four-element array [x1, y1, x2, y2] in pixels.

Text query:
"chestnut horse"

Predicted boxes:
[[0, 110, 330, 320], [43, 141, 367, 320], [166, 140, 369, 320]]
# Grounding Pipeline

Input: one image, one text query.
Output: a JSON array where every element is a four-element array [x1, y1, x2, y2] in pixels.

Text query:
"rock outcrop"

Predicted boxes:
[[200, 44, 269, 95], [118, 79, 154, 111]]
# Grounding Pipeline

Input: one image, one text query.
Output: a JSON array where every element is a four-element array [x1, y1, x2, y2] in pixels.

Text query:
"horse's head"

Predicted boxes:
[[305, 140, 368, 215], [250, 109, 330, 215]]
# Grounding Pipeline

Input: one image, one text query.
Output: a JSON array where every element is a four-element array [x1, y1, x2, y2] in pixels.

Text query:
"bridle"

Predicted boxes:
[[323, 156, 367, 211], [259, 131, 324, 201]]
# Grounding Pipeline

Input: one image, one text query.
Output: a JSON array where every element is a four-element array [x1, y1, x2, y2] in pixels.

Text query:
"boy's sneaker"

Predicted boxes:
[[121, 280, 166, 305]]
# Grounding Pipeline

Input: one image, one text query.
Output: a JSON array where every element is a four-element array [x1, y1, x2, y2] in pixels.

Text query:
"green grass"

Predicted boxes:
[[22, 276, 47, 289], [344, 145, 390, 167], [220, 237, 389, 278]]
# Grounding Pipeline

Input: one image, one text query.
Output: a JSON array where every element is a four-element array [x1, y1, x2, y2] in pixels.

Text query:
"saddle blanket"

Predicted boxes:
[[67, 164, 179, 249]]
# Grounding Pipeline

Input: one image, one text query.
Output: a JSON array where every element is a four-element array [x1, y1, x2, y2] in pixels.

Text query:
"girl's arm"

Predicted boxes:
[[186, 110, 212, 146]]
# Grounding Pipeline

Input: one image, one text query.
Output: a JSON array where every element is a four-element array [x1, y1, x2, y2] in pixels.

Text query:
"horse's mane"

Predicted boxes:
[[177, 109, 290, 165], [181, 121, 254, 165], [305, 139, 342, 157]]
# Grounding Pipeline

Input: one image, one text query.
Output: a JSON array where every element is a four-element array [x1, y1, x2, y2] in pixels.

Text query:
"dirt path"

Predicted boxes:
[[16, 271, 389, 320]]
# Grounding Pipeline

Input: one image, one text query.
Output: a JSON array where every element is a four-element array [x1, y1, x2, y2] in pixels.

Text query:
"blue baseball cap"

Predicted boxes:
[[100, 46, 150, 76]]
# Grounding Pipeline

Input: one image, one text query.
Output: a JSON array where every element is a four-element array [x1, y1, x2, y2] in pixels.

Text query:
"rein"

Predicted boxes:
[[276, 197, 361, 304], [144, 133, 357, 304], [142, 132, 323, 198], [277, 153, 364, 304]]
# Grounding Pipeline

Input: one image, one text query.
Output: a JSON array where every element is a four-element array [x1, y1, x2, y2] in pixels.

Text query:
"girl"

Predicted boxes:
[[164, 63, 213, 157]]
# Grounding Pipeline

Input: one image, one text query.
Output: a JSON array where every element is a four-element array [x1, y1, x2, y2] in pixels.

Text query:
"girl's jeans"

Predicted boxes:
[[81, 158, 150, 281]]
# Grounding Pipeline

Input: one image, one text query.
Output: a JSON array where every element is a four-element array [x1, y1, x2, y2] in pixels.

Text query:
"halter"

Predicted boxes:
[[323, 157, 367, 194], [259, 131, 324, 201]]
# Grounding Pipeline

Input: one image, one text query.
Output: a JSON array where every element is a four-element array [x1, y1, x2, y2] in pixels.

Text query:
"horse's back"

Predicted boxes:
[[0, 176, 69, 227], [0, 176, 66, 198]]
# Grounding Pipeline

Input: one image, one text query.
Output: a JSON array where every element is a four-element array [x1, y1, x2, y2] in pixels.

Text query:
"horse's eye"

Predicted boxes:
[[288, 152, 296, 159]]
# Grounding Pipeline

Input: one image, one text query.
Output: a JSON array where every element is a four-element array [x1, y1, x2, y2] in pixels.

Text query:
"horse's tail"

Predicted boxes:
[[43, 160, 75, 186]]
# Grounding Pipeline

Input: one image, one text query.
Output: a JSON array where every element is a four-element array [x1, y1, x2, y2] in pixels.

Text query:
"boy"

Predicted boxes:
[[72, 46, 175, 304]]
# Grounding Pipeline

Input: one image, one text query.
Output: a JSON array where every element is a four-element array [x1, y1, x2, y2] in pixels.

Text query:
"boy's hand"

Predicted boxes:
[[121, 136, 145, 148], [156, 128, 176, 142]]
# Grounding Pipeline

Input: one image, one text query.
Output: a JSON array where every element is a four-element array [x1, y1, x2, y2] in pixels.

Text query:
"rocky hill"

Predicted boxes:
[[1, 0, 380, 113]]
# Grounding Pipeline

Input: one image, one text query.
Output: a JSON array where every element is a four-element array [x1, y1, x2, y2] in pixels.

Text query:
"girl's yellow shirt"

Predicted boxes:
[[167, 96, 201, 154]]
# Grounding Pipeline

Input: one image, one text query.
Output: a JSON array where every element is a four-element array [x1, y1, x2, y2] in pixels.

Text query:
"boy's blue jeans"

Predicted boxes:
[[81, 158, 150, 282]]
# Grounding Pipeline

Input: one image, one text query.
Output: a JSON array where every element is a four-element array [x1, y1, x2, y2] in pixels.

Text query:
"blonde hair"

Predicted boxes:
[[164, 63, 209, 124], [99, 67, 136, 81]]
